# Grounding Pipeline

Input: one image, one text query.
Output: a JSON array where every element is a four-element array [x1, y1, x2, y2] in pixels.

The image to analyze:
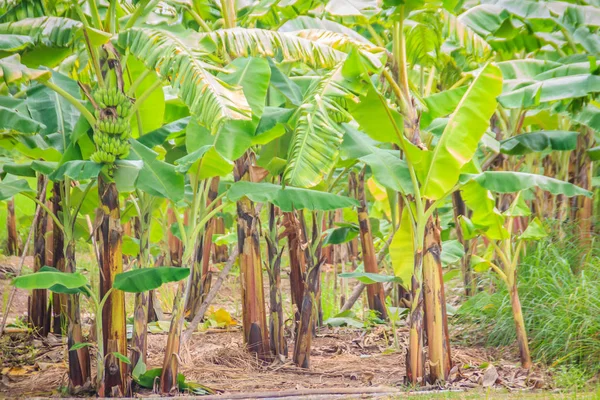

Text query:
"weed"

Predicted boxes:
[[457, 225, 600, 384]]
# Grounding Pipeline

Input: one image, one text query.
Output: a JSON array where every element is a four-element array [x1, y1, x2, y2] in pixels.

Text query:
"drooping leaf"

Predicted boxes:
[[422, 63, 503, 200], [174, 145, 212, 174], [118, 28, 252, 134], [113, 267, 190, 293], [460, 171, 592, 198], [0, 177, 34, 200], [111, 352, 131, 364], [325, 0, 381, 21], [129, 139, 185, 202], [137, 117, 190, 148], [38, 266, 90, 295], [350, 84, 403, 145], [12, 270, 88, 291], [25, 70, 80, 139], [283, 63, 354, 188], [202, 28, 346, 70], [69, 342, 94, 351], [440, 240, 464, 267], [0, 17, 110, 48], [0, 105, 45, 133], [588, 145, 600, 161], [219, 57, 270, 121], [0, 54, 50, 84], [2, 163, 36, 177], [421, 85, 468, 128], [361, 151, 413, 196], [126, 58, 165, 138], [500, 130, 579, 155], [0, 0, 45, 23], [113, 160, 142, 193], [122, 236, 140, 257], [503, 193, 531, 217], [498, 74, 600, 109], [227, 181, 359, 211], [267, 60, 303, 106], [283, 97, 344, 187], [134, 368, 164, 389], [280, 16, 373, 45], [48, 161, 101, 181], [459, 182, 507, 240], [322, 225, 359, 246]]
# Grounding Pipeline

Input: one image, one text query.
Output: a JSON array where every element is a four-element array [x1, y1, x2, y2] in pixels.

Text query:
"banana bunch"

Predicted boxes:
[[93, 87, 132, 114], [97, 117, 130, 135], [327, 96, 352, 124], [90, 150, 116, 164], [90, 87, 133, 167]]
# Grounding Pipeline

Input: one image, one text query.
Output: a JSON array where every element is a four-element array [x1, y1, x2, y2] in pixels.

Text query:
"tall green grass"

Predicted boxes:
[[457, 227, 600, 375]]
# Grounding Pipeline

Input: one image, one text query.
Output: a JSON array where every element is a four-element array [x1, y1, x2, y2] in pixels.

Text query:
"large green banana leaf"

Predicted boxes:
[[113, 267, 190, 293], [459, 181, 507, 240], [421, 63, 502, 200], [500, 130, 579, 155], [202, 28, 347, 70], [390, 207, 414, 288], [498, 75, 600, 109], [227, 181, 359, 211], [0, 17, 110, 47], [0, 176, 34, 201], [12, 269, 88, 291], [128, 139, 185, 202], [573, 103, 600, 133], [25, 70, 80, 139], [0, 35, 34, 52], [279, 16, 374, 45], [460, 171, 593, 198], [0, 54, 50, 84], [0, 0, 45, 23], [117, 28, 252, 135], [0, 105, 44, 133], [283, 64, 351, 188], [48, 160, 101, 181]]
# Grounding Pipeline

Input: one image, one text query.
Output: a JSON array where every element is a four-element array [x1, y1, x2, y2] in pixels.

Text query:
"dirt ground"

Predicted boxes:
[[0, 256, 551, 398]]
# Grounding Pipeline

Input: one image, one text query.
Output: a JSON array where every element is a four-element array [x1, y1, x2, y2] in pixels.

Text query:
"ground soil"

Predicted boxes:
[[0, 255, 551, 398]]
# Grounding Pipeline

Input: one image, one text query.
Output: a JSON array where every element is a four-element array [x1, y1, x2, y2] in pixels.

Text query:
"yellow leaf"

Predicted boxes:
[[2, 366, 36, 376], [390, 207, 415, 288], [367, 177, 387, 201], [208, 308, 237, 327]]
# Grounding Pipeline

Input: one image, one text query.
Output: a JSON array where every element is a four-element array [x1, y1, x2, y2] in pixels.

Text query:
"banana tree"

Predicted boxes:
[[458, 171, 593, 367], [0, 59, 105, 390], [0, 3, 187, 394], [346, 45, 502, 386], [11, 266, 189, 392], [227, 180, 359, 367], [458, 1, 600, 237]]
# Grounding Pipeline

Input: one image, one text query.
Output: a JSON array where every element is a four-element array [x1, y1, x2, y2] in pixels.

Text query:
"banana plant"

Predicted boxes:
[[0, 61, 104, 390], [227, 179, 359, 367], [11, 266, 189, 393], [457, 172, 593, 367]]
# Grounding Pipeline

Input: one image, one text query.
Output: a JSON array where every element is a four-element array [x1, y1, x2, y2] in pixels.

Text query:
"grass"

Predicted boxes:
[[404, 389, 600, 399], [457, 224, 600, 387]]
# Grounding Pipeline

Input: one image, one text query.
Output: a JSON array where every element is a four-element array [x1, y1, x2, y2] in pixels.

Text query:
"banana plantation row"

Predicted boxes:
[[0, 0, 598, 397]]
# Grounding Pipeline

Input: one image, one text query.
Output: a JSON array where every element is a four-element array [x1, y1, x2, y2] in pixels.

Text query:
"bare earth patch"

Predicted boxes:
[[0, 255, 551, 398], [1, 325, 550, 398]]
